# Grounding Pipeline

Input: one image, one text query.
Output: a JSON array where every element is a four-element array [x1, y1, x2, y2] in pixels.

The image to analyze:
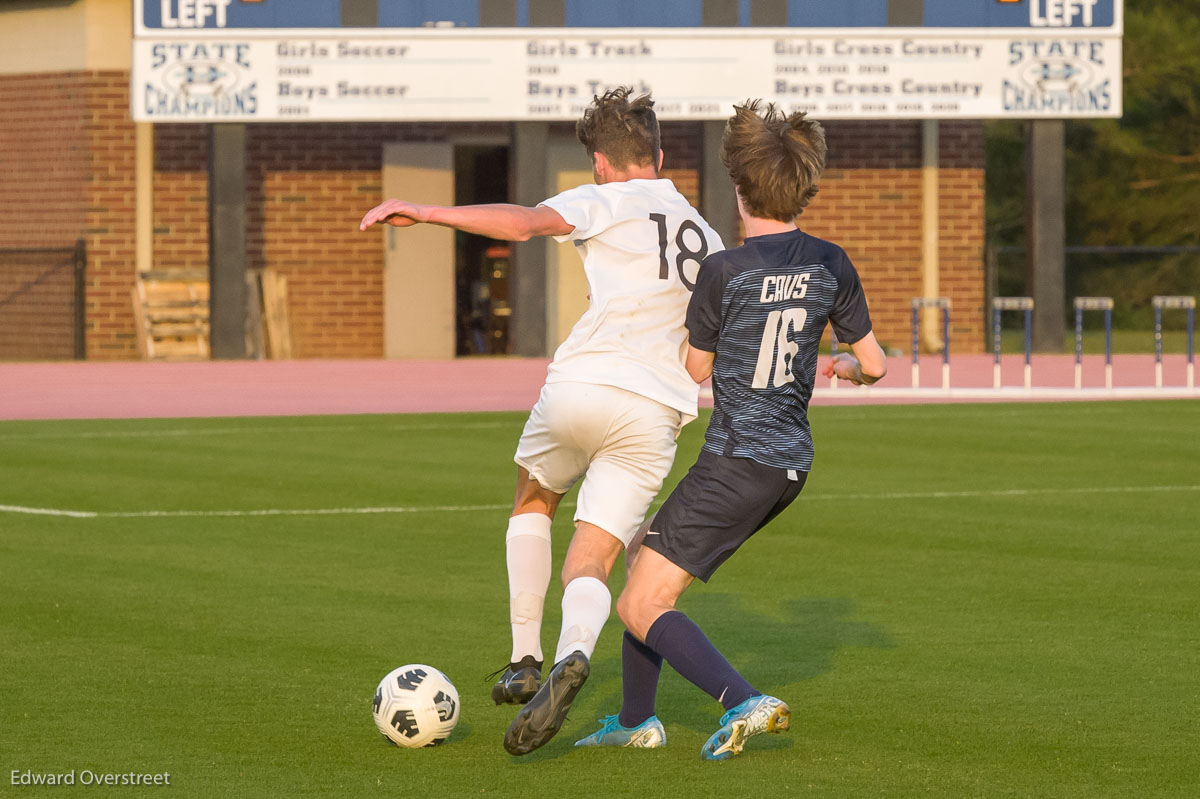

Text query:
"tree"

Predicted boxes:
[[986, 1, 1200, 328], [1067, 2, 1200, 246]]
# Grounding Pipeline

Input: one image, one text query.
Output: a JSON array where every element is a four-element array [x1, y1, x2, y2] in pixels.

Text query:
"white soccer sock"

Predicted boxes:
[[554, 576, 611, 664], [506, 513, 553, 664]]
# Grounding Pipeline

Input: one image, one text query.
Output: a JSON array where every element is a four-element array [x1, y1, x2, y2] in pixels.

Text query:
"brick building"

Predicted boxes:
[[0, 0, 986, 361]]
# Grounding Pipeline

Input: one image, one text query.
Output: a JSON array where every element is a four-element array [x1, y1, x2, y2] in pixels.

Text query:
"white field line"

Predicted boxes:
[[106, 504, 517, 518], [0, 421, 514, 441], [2, 484, 1197, 520], [0, 504, 98, 518], [809, 485, 1200, 502]]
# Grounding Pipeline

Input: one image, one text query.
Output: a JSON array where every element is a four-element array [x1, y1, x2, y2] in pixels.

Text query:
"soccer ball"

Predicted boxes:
[[372, 664, 460, 748]]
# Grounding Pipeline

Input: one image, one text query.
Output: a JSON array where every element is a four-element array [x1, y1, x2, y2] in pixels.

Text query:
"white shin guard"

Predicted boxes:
[[554, 576, 611, 664], [506, 513, 553, 663]]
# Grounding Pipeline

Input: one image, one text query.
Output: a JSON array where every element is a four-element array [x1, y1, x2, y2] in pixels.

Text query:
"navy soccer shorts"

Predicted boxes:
[[643, 449, 806, 582]]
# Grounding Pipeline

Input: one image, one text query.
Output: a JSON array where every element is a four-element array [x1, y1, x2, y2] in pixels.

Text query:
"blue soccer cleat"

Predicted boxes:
[[575, 714, 666, 748], [700, 695, 790, 761]]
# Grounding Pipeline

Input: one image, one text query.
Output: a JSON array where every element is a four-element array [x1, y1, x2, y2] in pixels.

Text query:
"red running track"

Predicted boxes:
[[0, 354, 1194, 421], [0, 359, 551, 421]]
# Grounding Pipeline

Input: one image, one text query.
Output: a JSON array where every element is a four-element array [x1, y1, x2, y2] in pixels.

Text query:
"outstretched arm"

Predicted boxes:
[[821, 330, 887, 385], [359, 199, 572, 242]]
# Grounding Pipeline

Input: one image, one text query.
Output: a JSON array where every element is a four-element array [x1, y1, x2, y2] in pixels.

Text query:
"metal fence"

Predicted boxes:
[[0, 240, 86, 360], [985, 245, 1200, 331]]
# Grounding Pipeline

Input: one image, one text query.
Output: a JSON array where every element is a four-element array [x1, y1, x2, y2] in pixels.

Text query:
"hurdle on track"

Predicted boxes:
[[911, 297, 951, 390], [1153, 295, 1196, 389], [992, 296, 1034, 390], [1073, 296, 1114, 390]]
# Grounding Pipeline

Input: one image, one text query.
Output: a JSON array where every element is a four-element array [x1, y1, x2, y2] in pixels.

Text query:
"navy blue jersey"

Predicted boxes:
[[686, 229, 873, 471]]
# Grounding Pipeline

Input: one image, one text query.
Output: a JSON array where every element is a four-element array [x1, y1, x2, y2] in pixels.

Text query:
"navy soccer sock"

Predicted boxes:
[[645, 610, 759, 712], [618, 631, 663, 728]]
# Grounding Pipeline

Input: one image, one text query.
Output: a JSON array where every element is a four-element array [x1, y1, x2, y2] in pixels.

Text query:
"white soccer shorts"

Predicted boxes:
[[513, 381, 683, 547]]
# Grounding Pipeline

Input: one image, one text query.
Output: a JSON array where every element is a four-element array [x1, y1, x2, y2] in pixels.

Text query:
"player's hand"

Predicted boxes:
[[359, 199, 429, 230], [822, 353, 865, 384]]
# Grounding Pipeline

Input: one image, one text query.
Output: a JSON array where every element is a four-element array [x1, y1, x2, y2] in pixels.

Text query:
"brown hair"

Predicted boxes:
[[720, 100, 827, 222], [576, 87, 660, 171]]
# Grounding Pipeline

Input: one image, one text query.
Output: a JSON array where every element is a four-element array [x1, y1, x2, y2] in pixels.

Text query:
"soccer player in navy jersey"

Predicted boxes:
[[575, 100, 887, 759], [361, 88, 723, 757]]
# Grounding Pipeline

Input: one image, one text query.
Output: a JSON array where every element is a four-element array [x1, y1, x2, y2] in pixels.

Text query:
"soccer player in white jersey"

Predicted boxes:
[[575, 101, 887, 759], [359, 88, 723, 756]]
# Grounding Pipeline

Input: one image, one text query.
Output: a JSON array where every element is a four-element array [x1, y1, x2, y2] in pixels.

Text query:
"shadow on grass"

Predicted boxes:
[[511, 595, 894, 761]]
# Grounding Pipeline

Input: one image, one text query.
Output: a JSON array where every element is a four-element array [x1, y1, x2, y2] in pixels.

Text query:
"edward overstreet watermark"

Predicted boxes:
[[12, 770, 171, 787]]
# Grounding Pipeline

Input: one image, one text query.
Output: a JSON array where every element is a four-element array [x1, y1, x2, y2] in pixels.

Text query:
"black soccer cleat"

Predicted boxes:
[[503, 650, 590, 756], [490, 655, 542, 706]]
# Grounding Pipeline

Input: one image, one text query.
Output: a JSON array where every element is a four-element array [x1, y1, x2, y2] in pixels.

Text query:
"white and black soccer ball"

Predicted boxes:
[[372, 664, 460, 748]]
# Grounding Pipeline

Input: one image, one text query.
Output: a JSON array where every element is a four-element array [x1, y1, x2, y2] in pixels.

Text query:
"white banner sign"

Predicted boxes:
[[132, 31, 1121, 122]]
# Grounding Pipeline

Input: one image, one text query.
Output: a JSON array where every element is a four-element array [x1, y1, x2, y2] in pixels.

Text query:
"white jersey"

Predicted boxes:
[[539, 179, 724, 419]]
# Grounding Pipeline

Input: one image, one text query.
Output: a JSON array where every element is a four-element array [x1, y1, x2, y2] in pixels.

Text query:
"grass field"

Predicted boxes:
[[2, 402, 1198, 797], [999, 328, 1193, 354]]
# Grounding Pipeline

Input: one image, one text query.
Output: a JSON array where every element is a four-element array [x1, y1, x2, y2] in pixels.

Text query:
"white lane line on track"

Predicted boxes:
[[2, 485, 1197, 519], [0, 421, 515, 441]]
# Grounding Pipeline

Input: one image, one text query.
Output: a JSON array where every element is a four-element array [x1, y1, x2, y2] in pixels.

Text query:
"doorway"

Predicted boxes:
[[454, 145, 511, 355]]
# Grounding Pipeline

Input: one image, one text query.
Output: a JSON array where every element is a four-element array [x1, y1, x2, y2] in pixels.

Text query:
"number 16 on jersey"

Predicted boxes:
[[752, 308, 808, 389]]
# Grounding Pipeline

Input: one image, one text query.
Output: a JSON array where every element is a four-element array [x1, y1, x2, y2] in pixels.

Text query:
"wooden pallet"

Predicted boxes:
[[259, 269, 292, 359], [132, 270, 292, 360], [131, 271, 210, 360]]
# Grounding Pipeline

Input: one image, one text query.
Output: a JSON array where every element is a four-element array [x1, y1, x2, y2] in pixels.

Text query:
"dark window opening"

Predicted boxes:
[[454, 145, 512, 355]]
